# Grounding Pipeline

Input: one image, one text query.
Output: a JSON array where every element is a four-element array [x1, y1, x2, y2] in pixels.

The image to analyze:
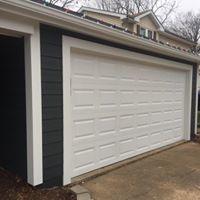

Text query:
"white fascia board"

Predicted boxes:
[[0, 0, 200, 64], [0, 10, 34, 34], [134, 11, 152, 21]]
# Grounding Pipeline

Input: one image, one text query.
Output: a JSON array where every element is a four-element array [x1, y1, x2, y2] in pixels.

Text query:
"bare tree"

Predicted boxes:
[[94, 0, 178, 24], [43, 0, 76, 8], [168, 11, 200, 53]]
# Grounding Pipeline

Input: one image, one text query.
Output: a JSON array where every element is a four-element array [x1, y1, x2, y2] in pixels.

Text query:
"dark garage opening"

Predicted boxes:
[[0, 34, 27, 180]]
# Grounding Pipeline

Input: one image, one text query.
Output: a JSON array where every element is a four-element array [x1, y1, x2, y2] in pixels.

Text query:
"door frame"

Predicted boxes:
[[0, 13, 43, 186], [62, 35, 193, 185]]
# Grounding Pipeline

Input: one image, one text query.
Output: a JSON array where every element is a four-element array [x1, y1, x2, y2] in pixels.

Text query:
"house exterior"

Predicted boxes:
[[78, 7, 195, 51], [0, 0, 200, 189]]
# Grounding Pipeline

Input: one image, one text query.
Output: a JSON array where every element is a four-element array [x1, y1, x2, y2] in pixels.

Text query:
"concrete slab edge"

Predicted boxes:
[[71, 185, 92, 200]]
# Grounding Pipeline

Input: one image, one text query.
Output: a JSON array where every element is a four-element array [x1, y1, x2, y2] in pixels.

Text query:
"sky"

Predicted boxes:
[[71, 0, 200, 13], [74, 0, 200, 13], [177, 0, 200, 12]]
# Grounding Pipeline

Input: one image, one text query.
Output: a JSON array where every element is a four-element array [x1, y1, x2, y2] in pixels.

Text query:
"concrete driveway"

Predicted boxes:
[[82, 142, 200, 200]]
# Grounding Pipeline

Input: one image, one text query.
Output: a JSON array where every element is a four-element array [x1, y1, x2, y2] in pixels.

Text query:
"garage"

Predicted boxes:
[[0, 0, 199, 188], [63, 37, 192, 184]]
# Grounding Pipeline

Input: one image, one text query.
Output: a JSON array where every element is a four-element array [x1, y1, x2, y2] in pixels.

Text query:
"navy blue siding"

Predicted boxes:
[[40, 25, 63, 187]]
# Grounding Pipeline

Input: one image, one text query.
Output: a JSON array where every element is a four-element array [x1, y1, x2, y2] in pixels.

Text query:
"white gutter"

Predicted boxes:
[[0, 0, 200, 64]]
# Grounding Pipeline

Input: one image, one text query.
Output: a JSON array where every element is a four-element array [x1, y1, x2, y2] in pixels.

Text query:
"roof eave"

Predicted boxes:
[[0, 0, 199, 64], [159, 30, 195, 46]]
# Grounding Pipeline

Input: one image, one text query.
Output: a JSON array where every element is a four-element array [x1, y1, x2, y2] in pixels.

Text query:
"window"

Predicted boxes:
[[139, 27, 154, 39], [140, 28, 146, 37], [148, 30, 153, 39]]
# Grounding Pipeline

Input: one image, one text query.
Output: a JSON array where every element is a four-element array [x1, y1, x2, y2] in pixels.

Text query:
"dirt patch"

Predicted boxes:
[[0, 167, 76, 200], [193, 134, 200, 143]]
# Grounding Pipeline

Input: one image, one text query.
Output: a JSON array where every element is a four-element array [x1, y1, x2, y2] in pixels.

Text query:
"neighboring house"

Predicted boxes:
[[78, 7, 195, 51], [0, 0, 200, 189]]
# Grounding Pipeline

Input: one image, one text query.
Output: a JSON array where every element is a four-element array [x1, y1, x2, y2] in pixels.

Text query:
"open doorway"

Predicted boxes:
[[0, 34, 27, 180]]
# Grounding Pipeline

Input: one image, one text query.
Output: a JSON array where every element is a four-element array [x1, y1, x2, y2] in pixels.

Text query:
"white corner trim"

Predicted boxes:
[[63, 35, 72, 185], [24, 23, 43, 186], [62, 35, 193, 185]]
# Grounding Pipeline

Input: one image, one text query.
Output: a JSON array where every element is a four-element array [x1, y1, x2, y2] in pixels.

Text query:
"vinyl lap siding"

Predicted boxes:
[[40, 25, 63, 187]]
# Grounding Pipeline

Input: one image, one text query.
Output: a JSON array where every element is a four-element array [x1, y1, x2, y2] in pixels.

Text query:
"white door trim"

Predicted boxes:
[[62, 35, 193, 185], [0, 13, 43, 186], [24, 23, 43, 186]]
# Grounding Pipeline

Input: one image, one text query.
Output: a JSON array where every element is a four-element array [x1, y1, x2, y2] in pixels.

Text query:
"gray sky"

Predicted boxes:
[[177, 0, 200, 12], [75, 0, 200, 13]]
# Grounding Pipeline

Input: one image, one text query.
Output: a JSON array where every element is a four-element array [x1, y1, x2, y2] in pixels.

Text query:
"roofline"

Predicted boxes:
[[0, 0, 199, 64], [159, 30, 196, 46], [134, 10, 164, 31], [77, 7, 193, 45], [78, 6, 126, 19]]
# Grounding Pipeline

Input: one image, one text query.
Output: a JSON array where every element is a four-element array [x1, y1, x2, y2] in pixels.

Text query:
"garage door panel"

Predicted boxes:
[[99, 61, 119, 79], [99, 90, 118, 107], [71, 52, 96, 78], [174, 127, 184, 139], [120, 63, 137, 80], [119, 138, 136, 157], [149, 123, 164, 134], [162, 129, 175, 144], [72, 143, 96, 175], [98, 141, 118, 164], [151, 111, 163, 124], [118, 127, 136, 139], [151, 91, 163, 103], [150, 131, 162, 146], [136, 112, 150, 128], [73, 118, 95, 140], [119, 114, 135, 130], [69, 50, 187, 179], [119, 91, 134, 106], [98, 116, 117, 134], [73, 90, 95, 109], [137, 91, 152, 104]]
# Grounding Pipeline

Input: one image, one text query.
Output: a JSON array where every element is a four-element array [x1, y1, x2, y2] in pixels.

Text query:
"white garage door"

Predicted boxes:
[[70, 51, 186, 178], [63, 37, 191, 183]]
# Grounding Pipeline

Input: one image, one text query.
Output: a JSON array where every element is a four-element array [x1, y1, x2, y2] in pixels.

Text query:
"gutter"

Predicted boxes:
[[0, 0, 200, 64]]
